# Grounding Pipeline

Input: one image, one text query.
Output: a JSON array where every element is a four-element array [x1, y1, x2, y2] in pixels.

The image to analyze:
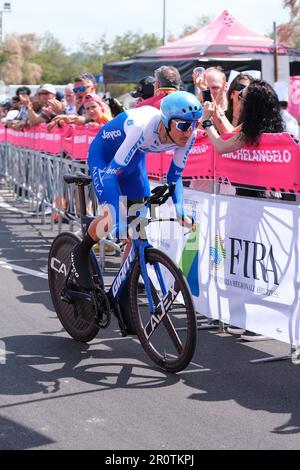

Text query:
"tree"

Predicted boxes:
[[0, 33, 42, 84], [33, 33, 73, 83], [167, 15, 212, 42], [179, 15, 213, 38], [278, 0, 300, 48]]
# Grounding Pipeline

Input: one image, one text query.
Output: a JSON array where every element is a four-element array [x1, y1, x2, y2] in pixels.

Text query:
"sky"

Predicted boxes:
[[2, 0, 291, 52]]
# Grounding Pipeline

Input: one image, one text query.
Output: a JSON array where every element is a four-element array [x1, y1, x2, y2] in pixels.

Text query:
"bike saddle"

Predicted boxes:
[[64, 175, 92, 186]]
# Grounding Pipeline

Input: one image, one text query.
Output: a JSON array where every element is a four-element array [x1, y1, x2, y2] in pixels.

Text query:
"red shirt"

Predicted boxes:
[[135, 88, 177, 109]]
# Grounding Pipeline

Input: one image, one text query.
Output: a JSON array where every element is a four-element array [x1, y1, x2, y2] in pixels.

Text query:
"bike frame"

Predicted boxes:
[[63, 215, 168, 317], [108, 236, 166, 315]]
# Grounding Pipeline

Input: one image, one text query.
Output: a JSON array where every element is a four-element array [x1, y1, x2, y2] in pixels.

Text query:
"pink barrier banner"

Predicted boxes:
[[288, 76, 300, 121], [215, 133, 300, 192], [146, 132, 214, 181], [60, 124, 99, 160], [2, 122, 300, 192], [0, 124, 6, 142]]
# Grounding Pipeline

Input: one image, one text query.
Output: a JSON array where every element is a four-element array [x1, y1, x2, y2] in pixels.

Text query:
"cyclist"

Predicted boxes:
[[71, 91, 202, 290]]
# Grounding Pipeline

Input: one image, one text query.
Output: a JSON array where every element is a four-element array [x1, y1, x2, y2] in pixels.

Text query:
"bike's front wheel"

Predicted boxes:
[[130, 248, 197, 372]]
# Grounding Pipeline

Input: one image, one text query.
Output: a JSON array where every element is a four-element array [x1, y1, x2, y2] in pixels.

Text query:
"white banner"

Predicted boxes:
[[148, 187, 300, 346]]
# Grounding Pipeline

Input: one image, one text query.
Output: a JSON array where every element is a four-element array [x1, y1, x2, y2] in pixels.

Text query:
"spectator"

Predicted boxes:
[[48, 93, 111, 130], [1, 96, 20, 124], [73, 72, 97, 116], [193, 66, 228, 110], [0, 98, 11, 118], [202, 79, 284, 341], [14, 86, 32, 124], [16, 86, 31, 98], [131, 76, 155, 104], [64, 84, 76, 115], [135, 65, 181, 109], [226, 74, 254, 128], [274, 81, 300, 139], [83, 93, 112, 127], [20, 84, 65, 127]]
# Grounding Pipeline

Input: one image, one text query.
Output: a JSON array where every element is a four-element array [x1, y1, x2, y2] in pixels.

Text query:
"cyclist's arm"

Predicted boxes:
[[167, 134, 196, 219]]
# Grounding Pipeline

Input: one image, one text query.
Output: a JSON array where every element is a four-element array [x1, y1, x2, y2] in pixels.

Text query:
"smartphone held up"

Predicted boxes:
[[202, 89, 212, 102]]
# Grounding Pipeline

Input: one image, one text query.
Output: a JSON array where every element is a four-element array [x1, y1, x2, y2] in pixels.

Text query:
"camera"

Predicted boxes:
[[202, 89, 212, 102]]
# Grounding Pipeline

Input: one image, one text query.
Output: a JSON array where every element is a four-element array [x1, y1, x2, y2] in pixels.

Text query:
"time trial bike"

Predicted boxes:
[[48, 174, 197, 372]]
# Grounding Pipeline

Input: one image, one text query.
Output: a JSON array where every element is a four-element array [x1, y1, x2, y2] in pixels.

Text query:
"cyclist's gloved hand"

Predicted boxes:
[[175, 205, 196, 231], [178, 214, 196, 231]]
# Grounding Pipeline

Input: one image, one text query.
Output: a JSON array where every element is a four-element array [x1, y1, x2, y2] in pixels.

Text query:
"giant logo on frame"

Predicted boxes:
[[210, 235, 226, 270]]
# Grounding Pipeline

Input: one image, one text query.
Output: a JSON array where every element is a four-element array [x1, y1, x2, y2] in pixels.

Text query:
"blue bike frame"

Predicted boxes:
[[107, 237, 167, 315]]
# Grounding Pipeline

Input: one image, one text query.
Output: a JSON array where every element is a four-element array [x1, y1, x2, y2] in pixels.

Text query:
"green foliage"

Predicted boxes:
[[278, 0, 300, 47], [178, 15, 213, 38], [0, 47, 9, 66]]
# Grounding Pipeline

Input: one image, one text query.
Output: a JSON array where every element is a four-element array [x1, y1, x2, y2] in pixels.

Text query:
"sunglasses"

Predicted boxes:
[[73, 85, 91, 94], [174, 120, 199, 132], [234, 83, 246, 92]]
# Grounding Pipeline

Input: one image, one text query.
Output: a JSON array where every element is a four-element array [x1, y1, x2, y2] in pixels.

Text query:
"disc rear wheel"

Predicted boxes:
[[48, 232, 100, 342]]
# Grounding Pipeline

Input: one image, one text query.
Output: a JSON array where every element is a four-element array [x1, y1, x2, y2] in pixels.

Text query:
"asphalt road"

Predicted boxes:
[[0, 187, 299, 451]]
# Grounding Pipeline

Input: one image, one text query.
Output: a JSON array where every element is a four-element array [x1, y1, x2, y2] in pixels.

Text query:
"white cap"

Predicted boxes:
[[274, 81, 289, 102], [38, 83, 56, 95]]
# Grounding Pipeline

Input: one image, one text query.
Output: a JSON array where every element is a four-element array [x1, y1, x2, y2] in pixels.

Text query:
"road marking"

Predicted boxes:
[[0, 260, 48, 279], [0, 196, 33, 216]]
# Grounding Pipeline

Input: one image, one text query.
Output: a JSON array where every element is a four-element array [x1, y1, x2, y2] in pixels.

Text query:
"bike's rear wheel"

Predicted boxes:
[[48, 232, 100, 342], [130, 248, 197, 372]]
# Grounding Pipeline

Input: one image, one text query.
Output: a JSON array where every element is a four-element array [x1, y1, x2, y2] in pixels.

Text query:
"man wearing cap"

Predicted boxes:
[[131, 76, 155, 106], [20, 84, 65, 126], [135, 66, 181, 109]]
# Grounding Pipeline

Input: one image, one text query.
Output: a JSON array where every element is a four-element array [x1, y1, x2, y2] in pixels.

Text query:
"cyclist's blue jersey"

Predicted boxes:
[[88, 106, 196, 236]]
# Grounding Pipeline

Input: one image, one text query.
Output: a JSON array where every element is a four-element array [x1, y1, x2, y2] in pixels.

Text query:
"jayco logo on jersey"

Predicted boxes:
[[102, 130, 122, 140]]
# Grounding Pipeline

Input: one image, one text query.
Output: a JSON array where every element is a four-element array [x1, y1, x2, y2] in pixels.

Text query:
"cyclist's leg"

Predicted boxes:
[[71, 208, 113, 290], [71, 146, 115, 290], [119, 153, 150, 262]]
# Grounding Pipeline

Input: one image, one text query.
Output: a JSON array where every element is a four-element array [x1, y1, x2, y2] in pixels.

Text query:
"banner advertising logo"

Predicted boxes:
[[210, 235, 226, 270], [179, 224, 200, 296]]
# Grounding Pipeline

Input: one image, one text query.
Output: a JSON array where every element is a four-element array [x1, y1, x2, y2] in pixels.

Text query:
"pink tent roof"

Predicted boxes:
[[140, 10, 287, 59]]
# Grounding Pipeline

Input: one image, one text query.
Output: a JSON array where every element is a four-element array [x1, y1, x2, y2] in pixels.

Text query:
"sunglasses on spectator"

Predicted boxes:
[[73, 85, 92, 94], [234, 83, 246, 92], [174, 121, 199, 132]]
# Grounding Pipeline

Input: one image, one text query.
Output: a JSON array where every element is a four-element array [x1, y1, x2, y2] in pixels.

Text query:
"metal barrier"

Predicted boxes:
[[0, 142, 124, 270]]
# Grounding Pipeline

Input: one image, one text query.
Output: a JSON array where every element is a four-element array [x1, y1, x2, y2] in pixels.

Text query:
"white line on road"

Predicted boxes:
[[0, 197, 33, 217], [0, 260, 48, 279]]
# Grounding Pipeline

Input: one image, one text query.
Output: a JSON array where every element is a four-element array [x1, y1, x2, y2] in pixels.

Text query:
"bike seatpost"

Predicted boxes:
[[77, 184, 87, 218]]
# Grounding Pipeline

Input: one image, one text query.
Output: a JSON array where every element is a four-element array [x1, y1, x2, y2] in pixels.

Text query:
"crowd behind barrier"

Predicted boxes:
[[1, 123, 300, 194]]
